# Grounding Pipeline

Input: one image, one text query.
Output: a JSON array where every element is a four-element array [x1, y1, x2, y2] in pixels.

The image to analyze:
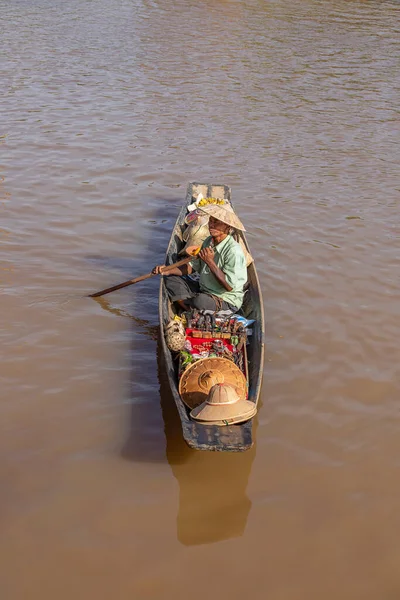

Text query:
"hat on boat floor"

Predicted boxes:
[[179, 357, 247, 410], [198, 203, 246, 232], [190, 383, 257, 426]]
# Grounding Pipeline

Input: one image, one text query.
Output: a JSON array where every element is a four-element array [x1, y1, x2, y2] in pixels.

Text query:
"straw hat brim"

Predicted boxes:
[[198, 204, 246, 232], [191, 401, 257, 425]]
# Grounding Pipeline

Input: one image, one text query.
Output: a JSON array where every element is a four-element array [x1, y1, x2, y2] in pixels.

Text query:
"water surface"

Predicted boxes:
[[1, 0, 399, 598]]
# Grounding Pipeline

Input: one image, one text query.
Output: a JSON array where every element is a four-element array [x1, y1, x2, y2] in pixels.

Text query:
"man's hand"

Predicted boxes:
[[152, 265, 166, 275], [199, 247, 215, 266], [199, 247, 232, 292]]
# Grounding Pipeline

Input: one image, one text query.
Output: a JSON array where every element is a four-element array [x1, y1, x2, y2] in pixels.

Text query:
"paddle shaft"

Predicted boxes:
[[89, 255, 193, 298]]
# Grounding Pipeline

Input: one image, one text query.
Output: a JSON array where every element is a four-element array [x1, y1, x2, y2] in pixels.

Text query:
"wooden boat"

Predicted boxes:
[[158, 182, 264, 451]]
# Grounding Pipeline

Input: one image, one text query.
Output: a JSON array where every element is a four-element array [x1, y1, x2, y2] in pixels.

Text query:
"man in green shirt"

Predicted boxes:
[[152, 204, 247, 312]]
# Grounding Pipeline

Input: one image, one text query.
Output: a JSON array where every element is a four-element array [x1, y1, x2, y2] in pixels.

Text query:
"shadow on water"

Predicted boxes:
[[92, 198, 256, 545], [94, 293, 167, 464]]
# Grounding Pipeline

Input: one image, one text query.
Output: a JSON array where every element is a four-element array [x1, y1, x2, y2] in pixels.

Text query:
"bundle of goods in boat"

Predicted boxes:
[[173, 309, 254, 378], [197, 197, 226, 206], [165, 318, 186, 352], [178, 338, 235, 377], [187, 192, 229, 212], [185, 309, 254, 338], [179, 208, 210, 255]]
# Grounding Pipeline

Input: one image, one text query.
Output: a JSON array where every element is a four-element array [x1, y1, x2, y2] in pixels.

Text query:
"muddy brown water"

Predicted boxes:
[[1, 0, 399, 598]]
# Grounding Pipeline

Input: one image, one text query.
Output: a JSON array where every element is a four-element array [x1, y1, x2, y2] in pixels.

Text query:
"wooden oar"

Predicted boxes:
[[89, 254, 194, 298]]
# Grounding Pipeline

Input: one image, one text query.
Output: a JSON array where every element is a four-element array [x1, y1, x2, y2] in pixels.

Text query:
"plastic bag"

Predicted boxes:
[[179, 212, 210, 255], [231, 315, 255, 327]]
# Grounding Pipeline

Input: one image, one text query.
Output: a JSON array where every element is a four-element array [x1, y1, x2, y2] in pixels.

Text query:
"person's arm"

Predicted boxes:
[[152, 263, 193, 276], [199, 247, 232, 291], [221, 244, 247, 291]]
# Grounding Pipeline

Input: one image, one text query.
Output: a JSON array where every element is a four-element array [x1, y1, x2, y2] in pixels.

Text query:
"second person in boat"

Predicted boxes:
[[152, 203, 247, 313]]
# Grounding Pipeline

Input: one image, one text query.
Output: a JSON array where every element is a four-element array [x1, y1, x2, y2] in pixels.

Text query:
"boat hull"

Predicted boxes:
[[158, 183, 264, 451]]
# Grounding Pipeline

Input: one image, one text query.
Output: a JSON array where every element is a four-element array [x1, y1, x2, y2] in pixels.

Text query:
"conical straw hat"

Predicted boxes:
[[198, 203, 246, 231], [179, 357, 247, 410], [190, 383, 257, 426]]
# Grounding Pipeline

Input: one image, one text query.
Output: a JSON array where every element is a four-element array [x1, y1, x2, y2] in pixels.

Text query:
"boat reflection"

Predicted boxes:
[[157, 341, 256, 546]]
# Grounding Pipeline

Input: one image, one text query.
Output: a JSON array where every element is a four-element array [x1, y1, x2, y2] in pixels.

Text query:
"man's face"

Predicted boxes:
[[208, 216, 230, 236]]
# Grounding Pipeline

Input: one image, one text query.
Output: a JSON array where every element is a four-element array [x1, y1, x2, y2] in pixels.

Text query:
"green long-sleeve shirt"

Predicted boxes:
[[190, 235, 247, 309]]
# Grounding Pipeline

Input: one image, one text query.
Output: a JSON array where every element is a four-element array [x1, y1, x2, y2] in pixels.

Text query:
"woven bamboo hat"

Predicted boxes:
[[190, 383, 257, 426], [199, 203, 246, 232], [178, 357, 247, 410]]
